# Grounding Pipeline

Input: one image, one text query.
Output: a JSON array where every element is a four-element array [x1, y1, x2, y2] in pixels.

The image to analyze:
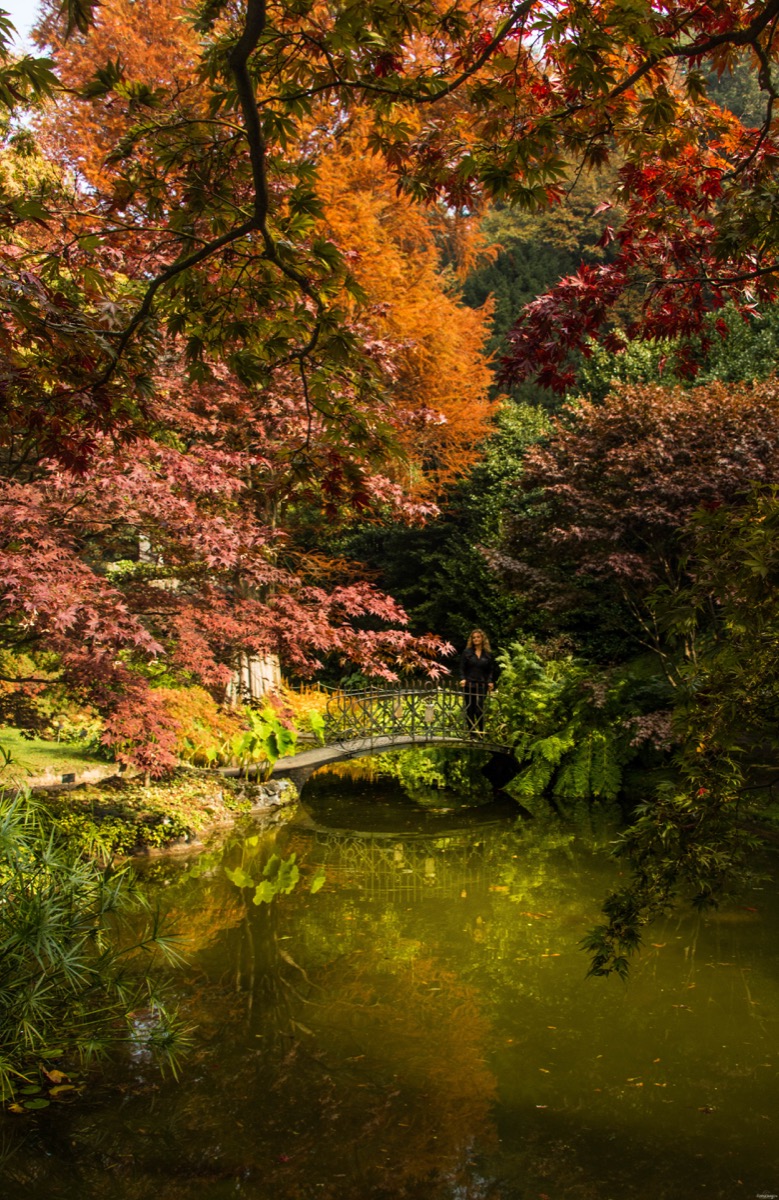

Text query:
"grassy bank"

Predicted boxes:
[[0, 728, 108, 781]]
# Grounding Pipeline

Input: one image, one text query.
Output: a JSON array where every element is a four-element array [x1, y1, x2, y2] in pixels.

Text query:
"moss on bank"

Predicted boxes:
[[37, 772, 253, 857]]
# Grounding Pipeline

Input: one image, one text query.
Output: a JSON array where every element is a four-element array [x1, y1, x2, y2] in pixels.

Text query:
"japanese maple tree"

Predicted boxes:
[[494, 379, 779, 662]]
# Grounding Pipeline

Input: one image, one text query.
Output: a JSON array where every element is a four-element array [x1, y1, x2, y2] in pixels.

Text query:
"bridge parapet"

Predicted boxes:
[[325, 681, 472, 747]]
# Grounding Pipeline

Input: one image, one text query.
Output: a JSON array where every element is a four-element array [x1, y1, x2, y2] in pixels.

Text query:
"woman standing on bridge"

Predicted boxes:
[[460, 629, 497, 735]]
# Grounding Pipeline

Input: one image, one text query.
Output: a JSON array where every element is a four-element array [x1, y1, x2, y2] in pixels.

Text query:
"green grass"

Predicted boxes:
[[0, 728, 107, 780]]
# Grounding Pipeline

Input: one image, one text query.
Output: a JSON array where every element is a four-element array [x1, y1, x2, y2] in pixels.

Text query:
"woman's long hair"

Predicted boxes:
[[466, 629, 492, 653]]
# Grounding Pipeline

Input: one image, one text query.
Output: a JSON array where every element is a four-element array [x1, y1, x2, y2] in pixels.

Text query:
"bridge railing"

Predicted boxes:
[[324, 681, 486, 746]]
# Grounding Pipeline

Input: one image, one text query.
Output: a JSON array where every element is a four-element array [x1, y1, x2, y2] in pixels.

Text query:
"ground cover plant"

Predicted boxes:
[[40, 771, 254, 857]]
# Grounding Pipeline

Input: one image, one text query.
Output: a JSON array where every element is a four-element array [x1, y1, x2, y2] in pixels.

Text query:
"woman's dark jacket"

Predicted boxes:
[[460, 648, 498, 688]]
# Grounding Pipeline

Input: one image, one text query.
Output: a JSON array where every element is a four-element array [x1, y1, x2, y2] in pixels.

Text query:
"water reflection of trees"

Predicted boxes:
[[0, 814, 621, 1200], [4, 810, 776, 1200], [111, 826, 507, 1197]]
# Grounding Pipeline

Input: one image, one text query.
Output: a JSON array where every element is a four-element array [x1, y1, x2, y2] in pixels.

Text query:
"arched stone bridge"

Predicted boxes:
[[268, 683, 511, 788]]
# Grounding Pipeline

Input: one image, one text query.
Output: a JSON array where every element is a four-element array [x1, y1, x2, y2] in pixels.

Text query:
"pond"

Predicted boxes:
[[2, 764, 778, 1200]]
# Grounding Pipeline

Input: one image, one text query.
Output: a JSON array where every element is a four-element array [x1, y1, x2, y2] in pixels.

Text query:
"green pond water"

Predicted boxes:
[[2, 765, 778, 1200]]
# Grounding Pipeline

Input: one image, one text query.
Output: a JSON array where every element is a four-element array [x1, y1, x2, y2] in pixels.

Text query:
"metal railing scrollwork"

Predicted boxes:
[[324, 681, 493, 748]]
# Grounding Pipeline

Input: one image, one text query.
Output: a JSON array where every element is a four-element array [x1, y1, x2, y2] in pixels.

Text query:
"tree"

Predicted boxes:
[[585, 487, 779, 976], [316, 120, 496, 493], [339, 401, 550, 649], [462, 168, 619, 404], [3, 3, 503, 766], [495, 379, 779, 662], [0, 369, 448, 772], [10, 0, 779, 452]]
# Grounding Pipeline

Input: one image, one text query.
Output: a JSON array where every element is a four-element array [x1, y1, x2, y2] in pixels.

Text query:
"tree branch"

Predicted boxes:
[[605, 0, 779, 106], [270, 2, 534, 107], [227, 0, 270, 228], [98, 218, 256, 386]]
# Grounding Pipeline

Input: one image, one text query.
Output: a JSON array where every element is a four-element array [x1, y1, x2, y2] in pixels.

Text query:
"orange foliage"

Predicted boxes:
[[279, 684, 329, 737], [317, 120, 498, 492], [160, 686, 246, 766], [35, 0, 199, 187], [37, 4, 497, 496]]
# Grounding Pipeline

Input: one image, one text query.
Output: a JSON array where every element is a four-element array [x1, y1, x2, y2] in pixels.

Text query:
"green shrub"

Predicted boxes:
[[229, 704, 298, 777], [489, 642, 674, 806], [0, 786, 186, 1102]]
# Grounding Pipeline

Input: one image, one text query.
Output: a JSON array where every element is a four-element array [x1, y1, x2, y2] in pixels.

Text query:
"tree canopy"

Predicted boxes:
[[5, 0, 779, 452]]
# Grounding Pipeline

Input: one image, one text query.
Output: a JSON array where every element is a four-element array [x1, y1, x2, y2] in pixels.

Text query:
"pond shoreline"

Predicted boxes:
[[24, 770, 299, 859]]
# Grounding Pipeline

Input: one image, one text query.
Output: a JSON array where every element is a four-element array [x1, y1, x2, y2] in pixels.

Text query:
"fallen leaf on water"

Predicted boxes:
[[43, 1068, 69, 1085], [7, 1104, 25, 1114], [489, 885, 509, 893], [653, 1058, 661, 1063], [654, 1083, 667, 1088], [539, 1068, 550, 1073], [698, 1105, 716, 1114], [49, 1085, 76, 1097], [651, 943, 666, 949]]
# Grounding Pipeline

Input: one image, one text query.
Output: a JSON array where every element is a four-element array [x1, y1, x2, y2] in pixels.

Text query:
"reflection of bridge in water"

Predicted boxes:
[[289, 824, 513, 902], [271, 683, 511, 788]]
